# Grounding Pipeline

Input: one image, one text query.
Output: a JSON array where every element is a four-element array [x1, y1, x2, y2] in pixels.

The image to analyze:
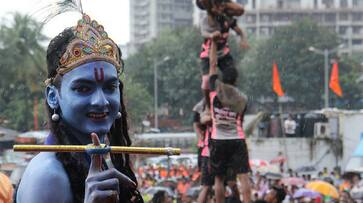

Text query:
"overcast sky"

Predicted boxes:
[[0, 0, 130, 45]]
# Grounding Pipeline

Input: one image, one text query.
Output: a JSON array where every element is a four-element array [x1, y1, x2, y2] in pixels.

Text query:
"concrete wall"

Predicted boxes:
[[247, 137, 338, 171], [246, 111, 363, 172]]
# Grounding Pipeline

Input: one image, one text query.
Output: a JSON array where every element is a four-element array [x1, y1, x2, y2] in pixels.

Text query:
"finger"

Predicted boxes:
[[92, 190, 119, 203], [92, 178, 120, 194], [87, 168, 137, 188], [104, 135, 110, 146], [89, 133, 103, 175]]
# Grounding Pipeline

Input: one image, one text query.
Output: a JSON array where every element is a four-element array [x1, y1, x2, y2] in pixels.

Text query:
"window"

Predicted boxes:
[[261, 15, 270, 23], [340, 13, 349, 21], [352, 39, 363, 45], [325, 14, 336, 22], [322, 0, 334, 8], [353, 0, 363, 7], [339, 26, 347, 35], [352, 13, 363, 21], [341, 0, 348, 8], [277, 0, 284, 9], [246, 15, 256, 23], [353, 26, 363, 34]]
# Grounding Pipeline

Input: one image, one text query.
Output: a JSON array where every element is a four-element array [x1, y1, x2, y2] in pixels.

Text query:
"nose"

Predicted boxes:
[[90, 88, 109, 108]]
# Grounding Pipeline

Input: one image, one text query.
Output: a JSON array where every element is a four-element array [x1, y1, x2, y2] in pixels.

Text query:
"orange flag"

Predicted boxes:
[[272, 62, 285, 97], [329, 62, 343, 97]]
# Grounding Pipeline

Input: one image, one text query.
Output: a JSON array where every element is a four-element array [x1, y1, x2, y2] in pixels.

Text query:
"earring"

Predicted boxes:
[[116, 112, 121, 119], [51, 109, 60, 122]]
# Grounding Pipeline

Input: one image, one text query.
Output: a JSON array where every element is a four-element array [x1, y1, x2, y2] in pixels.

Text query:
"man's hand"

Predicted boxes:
[[211, 31, 222, 40], [84, 133, 136, 203]]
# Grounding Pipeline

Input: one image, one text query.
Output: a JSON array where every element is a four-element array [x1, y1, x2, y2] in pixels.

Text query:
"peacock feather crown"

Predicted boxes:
[[57, 14, 122, 75]]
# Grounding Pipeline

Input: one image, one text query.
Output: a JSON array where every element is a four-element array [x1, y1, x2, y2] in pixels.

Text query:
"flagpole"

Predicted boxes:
[[309, 45, 343, 108], [324, 49, 329, 108]]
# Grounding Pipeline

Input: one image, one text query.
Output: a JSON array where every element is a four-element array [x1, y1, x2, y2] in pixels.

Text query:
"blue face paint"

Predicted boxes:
[[57, 61, 120, 140]]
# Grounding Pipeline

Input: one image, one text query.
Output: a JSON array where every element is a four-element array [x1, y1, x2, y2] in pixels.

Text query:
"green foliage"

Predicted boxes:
[[122, 75, 152, 129], [125, 27, 203, 125], [332, 57, 363, 108], [242, 18, 362, 110], [0, 13, 47, 131]]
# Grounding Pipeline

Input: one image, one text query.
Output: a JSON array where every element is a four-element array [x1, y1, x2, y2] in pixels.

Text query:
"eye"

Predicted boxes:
[[73, 86, 91, 93]]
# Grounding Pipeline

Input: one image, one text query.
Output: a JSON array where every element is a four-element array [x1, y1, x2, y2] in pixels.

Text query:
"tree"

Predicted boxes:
[[121, 75, 152, 131], [0, 13, 47, 131], [242, 18, 362, 111]]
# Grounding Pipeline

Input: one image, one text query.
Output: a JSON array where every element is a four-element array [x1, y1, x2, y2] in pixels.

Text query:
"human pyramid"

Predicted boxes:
[[194, 0, 252, 203]]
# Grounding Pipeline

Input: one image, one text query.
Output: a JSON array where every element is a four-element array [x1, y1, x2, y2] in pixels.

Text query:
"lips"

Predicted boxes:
[[87, 112, 109, 120]]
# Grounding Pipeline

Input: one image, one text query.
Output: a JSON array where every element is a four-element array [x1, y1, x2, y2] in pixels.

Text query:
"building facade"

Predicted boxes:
[[129, 0, 194, 54], [240, 0, 363, 54]]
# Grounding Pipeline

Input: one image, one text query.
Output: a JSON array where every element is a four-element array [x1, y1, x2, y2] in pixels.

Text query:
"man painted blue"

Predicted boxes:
[[16, 14, 143, 203]]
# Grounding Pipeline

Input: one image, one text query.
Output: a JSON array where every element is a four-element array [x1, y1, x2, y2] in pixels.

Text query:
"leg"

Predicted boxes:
[[200, 57, 211, 109], [238, 173, 251, 203], [209, 39, 217, 75], [214, 175, 225, 203], [197, 186, 211, 203], [231, 140, 251, 203], [227, 179, 241, 202]]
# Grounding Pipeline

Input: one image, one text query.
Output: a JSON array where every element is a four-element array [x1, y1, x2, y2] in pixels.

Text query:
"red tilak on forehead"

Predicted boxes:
[[94, 67, 104, 82]]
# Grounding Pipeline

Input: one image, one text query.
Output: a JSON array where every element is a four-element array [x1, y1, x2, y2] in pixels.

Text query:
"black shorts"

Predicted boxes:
[[201, 157, 214, 186], [198, 147, 202, 170], [200, 54, 235, 75], [210, 139, 250, 176]]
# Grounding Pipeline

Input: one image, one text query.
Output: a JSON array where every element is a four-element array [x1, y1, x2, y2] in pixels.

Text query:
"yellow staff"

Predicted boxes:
[[14, 145, 181, 156]]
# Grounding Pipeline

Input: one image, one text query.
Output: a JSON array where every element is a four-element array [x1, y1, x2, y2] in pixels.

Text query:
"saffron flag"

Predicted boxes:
[[329, 62, 343, 97], [272, 62, 284, 97]]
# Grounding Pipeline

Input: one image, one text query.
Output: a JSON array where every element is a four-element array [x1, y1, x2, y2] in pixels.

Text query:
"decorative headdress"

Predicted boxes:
[[41, 0, 122, 84], [58, 14, 122, 75]]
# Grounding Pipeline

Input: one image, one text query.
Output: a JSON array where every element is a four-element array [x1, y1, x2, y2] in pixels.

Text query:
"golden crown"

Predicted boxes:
[[57, 14, 122, 75]]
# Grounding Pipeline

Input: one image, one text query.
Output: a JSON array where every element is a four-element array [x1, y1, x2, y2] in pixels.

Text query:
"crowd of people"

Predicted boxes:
[[134, 160, 363, 203]]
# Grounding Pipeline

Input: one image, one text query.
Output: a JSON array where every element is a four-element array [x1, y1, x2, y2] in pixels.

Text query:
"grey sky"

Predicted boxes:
[[0, 0, 130, 45]]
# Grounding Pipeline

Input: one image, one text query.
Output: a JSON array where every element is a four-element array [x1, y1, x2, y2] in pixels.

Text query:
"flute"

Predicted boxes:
[[13, 144, 181, 156]]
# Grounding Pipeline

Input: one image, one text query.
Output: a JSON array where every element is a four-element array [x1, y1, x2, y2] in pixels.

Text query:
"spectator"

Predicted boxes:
[[151, 191, 173, 203], [264, 185, 286, 203], [284, 114, 297, 137]]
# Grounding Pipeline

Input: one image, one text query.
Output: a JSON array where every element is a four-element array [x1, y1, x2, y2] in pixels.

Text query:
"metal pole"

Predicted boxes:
[[324, 49, 329, 108], [154, 61, 158, 129]]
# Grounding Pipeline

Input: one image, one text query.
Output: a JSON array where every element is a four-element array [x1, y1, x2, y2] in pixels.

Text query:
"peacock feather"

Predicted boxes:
[[36, 0, 84, 24]]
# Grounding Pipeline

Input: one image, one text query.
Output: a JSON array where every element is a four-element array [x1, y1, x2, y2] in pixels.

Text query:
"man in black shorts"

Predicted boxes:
[[208, 51, 251, 203]]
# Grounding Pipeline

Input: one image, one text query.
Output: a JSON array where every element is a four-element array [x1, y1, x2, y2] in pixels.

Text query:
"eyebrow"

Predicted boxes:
[[71, 77, 118, 85]]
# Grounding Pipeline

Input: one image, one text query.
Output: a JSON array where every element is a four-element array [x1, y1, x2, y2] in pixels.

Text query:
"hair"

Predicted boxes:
[[45, 28, 142, 203], [151, 191, 166, 203], [222, 67, 238, 85], [272, 185, 286, 203]]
